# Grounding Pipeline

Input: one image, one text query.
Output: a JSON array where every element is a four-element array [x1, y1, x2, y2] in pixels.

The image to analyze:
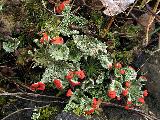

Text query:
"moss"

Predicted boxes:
[[37, 106, 61, 120], [114, 51, 134, 64], [120, 23, 142, 42], [0, 96, 6, 106]]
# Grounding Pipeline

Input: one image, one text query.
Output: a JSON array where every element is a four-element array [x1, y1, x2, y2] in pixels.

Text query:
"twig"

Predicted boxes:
[[0, 74, 33, 92], [156, 10, 160, 14], [145, 4, 160, 22], [1, 105, 50, 120], [129, 12, 145, 27], [0, 92, 67, 104], [143, 1, 160, 46], [15, 80, 32, 92], [151, 27, 160, 36], [102, 16, 115, 38], [0, 92, 66, 100], [127, 0, 138, 16], [132, 7, 146, 13], [16, 95, 67, 104]]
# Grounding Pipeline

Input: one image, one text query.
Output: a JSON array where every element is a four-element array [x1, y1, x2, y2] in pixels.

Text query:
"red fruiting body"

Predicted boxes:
[[92, 98, 97, 108], [127, 101, 132, 105], [114, 63, 122, 69], [116, 96, 121, 101], [75, 70, 85, 80], [107, 63, 112, 69], [65, 70, 85, 81], [138, 97, 145, 104], [55, 7, 61, 14], [58, 2, 65, 11], [63, 0, 70, 4], [124, 105, 129, 110], [50, 37, 64, 45], [125, 81, 131, 88], [65, 71, 74, 80], [55, 2, 65, 14], [53, 79, 63, 90], [120, 69, 125, 75], [122, 89, 128, 96], [66, 89, 73, 97], [107, 90, 116, 99], [30, 83, 39, 91], [128, 66, 135, 70], [84, 108, 95, 115], [30, 82, 45, 91], [37, 82, 46, 91], [143, 90, 148, 97], [40, 32, 49, 44]]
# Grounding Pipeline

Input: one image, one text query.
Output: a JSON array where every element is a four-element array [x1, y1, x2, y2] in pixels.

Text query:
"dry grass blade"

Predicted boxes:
[[140, 0, 152, 8], [143, 1, 160, 46], [126, 0, 138, 16], [101, 16, 115, 38]]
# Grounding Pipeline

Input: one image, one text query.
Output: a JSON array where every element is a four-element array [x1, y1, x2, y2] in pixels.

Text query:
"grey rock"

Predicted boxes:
[[134, 50, 160, 118], [54, 112, 86, 120]]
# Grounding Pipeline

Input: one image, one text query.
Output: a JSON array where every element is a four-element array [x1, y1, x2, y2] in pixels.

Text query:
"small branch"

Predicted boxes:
[[1, 105, 50, 120], [102, 16, 115, 38], [0, 74, 33, 92], [129, 12, 145, 27], [15, 95, 67, 104], [0, 92, 67, 103], [126, 0, 138, 16], [143, 1, 160, 46], [145, 4, 160, 22], [156, 10, 160, 14]]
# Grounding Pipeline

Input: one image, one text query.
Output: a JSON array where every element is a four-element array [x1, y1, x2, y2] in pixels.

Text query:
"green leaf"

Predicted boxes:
[[49, 44, 69, 61], [73, 35, 108, 57], [60, 6, 87, 36], [98, 54, 113, 69], [3, 38, 20, 53], [96, 72, 105, 84], [41, 61, 76, 83]]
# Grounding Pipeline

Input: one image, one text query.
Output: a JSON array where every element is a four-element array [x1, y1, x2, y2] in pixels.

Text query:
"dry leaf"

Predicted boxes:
[[100, 0, 135, 16]]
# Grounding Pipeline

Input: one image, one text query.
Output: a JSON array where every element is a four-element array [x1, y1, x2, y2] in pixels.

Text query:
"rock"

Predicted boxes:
[[141, 51, 160, 105], [53, 107, 148, 120], [54, 112, 86, 120], [133, 50, 160, 118]]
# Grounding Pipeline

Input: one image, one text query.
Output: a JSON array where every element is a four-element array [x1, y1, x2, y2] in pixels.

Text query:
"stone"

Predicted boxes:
[[134, 50, 160, 118]]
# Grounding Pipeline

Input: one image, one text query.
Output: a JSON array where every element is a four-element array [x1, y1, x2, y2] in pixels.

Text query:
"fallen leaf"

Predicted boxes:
[[100, 0, 136, 16]]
